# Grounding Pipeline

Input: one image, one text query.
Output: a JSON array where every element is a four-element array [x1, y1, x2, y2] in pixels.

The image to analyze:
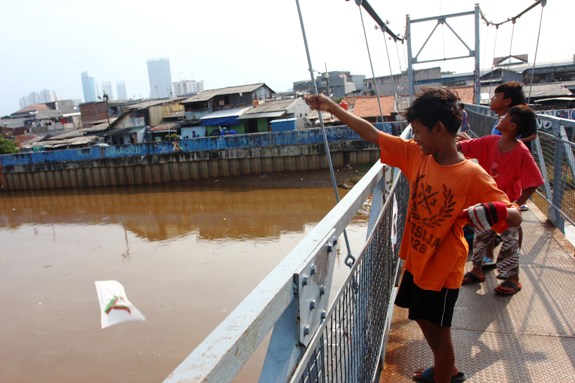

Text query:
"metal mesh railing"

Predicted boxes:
[[292, 173, 410, 383], [533, 129, 575, 228]]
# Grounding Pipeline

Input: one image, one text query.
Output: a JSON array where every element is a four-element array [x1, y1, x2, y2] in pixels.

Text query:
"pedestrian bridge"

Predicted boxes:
[[163, 106, 575, 382]]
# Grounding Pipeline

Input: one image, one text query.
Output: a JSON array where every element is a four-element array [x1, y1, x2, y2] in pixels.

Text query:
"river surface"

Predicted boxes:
[[0, 169, 370, 383]]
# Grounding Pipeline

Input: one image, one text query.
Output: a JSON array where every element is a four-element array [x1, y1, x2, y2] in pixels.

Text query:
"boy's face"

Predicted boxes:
[[411, 120, 438, 155], [495, 113, 516, 135], [490, 92, 510, 115]]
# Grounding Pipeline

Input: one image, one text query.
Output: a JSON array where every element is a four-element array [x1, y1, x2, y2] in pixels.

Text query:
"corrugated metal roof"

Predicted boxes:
[[238, 99, 301, 120], [150, 122, 180, 132], [242, 99, 298, 115], [181, 83, 268, 103], [0, 117, 27, 128], [239, 111, 285, 119], [124, 98, 186, 111], [200, 106, 252, 120]]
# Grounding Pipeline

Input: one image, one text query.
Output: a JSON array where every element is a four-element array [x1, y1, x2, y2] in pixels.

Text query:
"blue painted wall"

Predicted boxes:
[[0, 124, 401, 167]]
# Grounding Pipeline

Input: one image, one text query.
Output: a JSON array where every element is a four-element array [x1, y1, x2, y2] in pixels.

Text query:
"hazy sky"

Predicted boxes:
[[0, 0, 570, 116]]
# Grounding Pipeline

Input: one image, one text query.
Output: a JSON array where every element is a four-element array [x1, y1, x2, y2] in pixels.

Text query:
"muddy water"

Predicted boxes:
[[0, 171, 369, 383]]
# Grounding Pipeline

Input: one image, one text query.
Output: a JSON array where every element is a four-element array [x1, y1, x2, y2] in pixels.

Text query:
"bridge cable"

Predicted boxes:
[[487, 25, 499, 97], [505, 20, 516, 73], [294, 0, 355, 267], [378, 22, 399, 114], [526, 0, 547, 104], [358, 5, 386, 128], [479, 0, 544, 28]]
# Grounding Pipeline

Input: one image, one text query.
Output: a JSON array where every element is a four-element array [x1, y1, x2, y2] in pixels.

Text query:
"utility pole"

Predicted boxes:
[[102, 93, 111, 144]]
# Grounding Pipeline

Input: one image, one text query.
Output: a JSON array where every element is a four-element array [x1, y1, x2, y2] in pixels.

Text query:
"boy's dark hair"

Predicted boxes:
[[508, 104, 537, 137], [403, 87, 460, 134], [494, 81, 526, 107]]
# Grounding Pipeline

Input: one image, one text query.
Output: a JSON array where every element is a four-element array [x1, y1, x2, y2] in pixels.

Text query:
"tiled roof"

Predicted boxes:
[[448, 86, 475, 104], [15, 104, 49, 113], [348, 95, 397, 118]]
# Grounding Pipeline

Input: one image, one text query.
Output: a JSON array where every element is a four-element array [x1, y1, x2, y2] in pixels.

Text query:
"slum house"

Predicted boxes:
[[180, 83, 276, 137], [237, 97, 311, 132], [79, 99, 126, 128], [108, 98, 186, 145], [1, 102, 81, 141]]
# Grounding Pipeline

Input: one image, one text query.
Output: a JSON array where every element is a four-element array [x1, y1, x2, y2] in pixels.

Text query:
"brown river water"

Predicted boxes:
[[0, 168, 371, 383]]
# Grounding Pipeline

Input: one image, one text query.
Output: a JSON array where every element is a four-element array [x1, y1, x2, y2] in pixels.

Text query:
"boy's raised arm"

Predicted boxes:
[[305, 94, 381, 144]]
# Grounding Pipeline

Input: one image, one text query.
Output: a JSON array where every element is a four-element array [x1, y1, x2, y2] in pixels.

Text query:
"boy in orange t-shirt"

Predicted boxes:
[[306, 88, 522, 383]]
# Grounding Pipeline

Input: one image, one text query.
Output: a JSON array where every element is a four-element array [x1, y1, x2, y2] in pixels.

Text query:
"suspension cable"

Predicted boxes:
[[358, 5, 386, 130], [480, 0, 544, 28], [488, 26, 499, 96], [294, 0, 355, 267], [380, 24, 399, 113], [506, 20, 516, 72], [527, 0, 547, 104]]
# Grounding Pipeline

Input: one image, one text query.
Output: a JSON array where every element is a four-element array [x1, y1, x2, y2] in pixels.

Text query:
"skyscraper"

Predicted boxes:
[[116, 81, 128, 100], [81, 71, 97, 102], [147, 58, 173, 99], [101, 81, 114, 100], [173, 79, 204, 97]]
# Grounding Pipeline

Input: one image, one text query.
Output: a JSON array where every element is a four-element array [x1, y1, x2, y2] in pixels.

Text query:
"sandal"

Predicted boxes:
[[494, 279, 522, 295], [481, 256, 496, 270], [462, 271, 485, 285], [413, 367, 467, 382]]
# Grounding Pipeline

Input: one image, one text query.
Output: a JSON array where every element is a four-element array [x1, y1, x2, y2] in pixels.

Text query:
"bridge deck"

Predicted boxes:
[[380, 201, 575, 382]]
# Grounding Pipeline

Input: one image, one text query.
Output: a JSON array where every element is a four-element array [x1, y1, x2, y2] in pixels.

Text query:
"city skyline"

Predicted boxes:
[[147, 58, 173, 99], [1, 0, 570, 116]]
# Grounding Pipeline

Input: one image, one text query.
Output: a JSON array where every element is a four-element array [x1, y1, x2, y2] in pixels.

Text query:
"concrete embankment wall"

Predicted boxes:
[[0, 127, 382, 191]]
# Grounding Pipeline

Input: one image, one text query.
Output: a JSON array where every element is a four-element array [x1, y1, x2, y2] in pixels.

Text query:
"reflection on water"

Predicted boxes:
[[1, 181, 349, 241], [0, 173, 369, 383]]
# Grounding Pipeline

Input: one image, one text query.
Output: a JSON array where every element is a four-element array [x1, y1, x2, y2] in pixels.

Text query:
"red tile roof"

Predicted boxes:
[[447, 86, 475, 104], [345, 95, 397, 118], [16, 104, 49, 113]]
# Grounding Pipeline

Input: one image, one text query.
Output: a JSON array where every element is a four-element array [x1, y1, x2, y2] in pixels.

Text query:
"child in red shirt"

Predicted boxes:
[[458, 104, 544, 294]]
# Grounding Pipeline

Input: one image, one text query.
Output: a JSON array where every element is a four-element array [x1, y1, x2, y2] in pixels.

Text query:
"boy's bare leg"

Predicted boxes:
[[416, 319, 459, 383]]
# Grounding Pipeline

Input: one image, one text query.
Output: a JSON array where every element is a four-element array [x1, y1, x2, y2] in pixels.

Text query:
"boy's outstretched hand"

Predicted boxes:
[[305, 94, 336, 112], [460, 202, 509, 231]]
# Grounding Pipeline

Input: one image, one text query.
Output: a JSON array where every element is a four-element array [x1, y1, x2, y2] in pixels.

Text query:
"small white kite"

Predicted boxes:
[[95, 280, 146, 329]]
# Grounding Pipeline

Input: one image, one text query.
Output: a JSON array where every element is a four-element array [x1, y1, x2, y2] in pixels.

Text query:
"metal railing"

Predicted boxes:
[[163, 127, 411, 383], [164, 106, 575, 382], [466, 104, 575, 234]]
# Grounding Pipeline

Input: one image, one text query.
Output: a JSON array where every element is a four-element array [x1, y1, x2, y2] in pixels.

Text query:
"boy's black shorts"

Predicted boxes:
[[394, 269, 459, 327]]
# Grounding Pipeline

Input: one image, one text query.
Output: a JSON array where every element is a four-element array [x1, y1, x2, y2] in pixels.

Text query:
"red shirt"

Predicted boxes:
[[459, 135, 544, 202]]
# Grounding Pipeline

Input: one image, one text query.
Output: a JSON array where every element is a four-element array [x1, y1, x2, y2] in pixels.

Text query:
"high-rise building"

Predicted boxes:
[[81, 71, 97, 102], [172, 79, 205, 97], [116, 81, 128, 100], [39, 89, 57, 103], [28, 91, 40, 105], [147, 58, 173, 99], [101, 81, 114, 100]]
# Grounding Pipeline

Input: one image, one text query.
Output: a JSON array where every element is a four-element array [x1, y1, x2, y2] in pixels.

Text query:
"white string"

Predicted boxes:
[[527, 3, 546, 103], [358, 5, 386, 126]]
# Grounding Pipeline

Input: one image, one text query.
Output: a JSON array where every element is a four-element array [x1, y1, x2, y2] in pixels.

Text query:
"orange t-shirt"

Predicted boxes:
[[378, 133, 512, 291]]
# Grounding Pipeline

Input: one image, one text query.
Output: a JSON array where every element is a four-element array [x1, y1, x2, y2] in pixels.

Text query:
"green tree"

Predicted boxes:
[[0, 137, 18, 154]]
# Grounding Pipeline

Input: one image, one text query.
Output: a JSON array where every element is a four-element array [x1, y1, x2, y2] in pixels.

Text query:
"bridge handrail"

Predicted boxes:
[[163, 156, 391, 382]]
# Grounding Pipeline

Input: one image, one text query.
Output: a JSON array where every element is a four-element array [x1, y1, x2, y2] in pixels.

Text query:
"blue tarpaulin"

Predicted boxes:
[[200, 116, 240, 126]]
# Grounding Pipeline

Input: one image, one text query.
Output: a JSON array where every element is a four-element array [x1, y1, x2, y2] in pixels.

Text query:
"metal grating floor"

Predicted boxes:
[[379, 201, 575, 382]]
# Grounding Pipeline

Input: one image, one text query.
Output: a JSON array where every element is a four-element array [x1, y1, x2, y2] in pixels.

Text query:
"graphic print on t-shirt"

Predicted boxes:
[[408, 174, 456, 254]]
